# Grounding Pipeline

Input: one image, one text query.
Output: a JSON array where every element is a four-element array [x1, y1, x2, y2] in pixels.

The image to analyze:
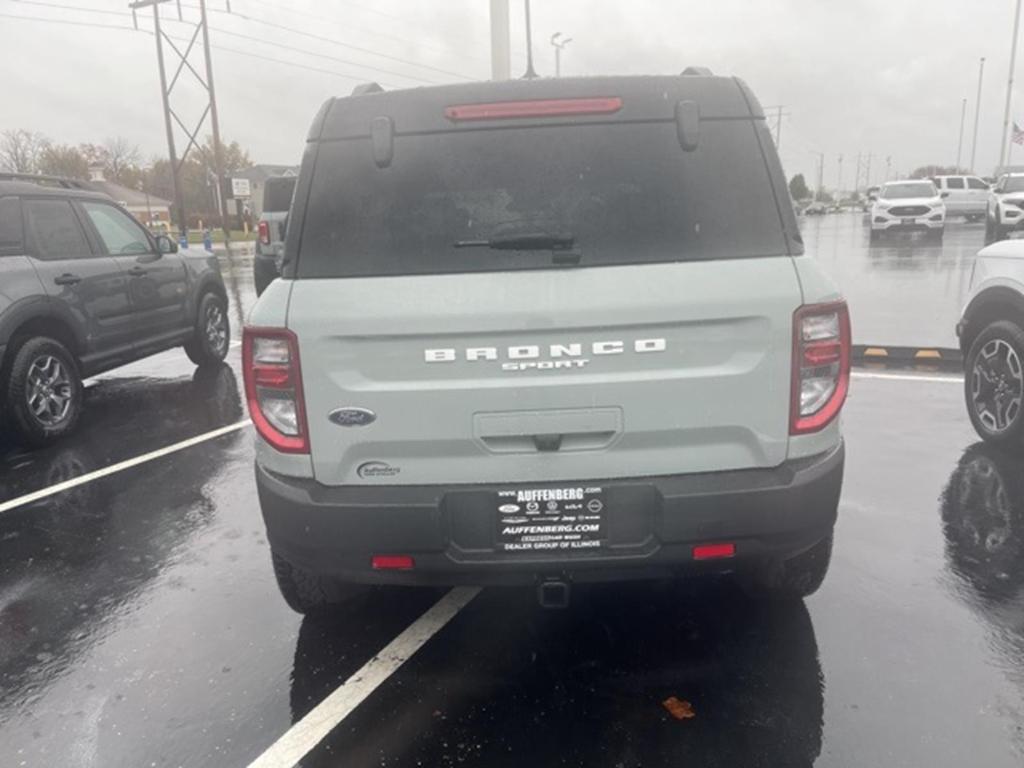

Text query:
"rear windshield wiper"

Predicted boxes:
[[454, 233, 575, 251]]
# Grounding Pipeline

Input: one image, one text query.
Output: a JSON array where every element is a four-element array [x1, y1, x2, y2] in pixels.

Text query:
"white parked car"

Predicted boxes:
[[985, 173, 1024, 244], [958, 237, 1024, 443], [932, 175, 990, 221], [869, 180, 945, 243]]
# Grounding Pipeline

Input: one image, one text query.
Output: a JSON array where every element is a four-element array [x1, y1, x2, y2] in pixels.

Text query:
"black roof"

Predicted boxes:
[[310, 74, 764, 141], [0, 179, 112, 200]]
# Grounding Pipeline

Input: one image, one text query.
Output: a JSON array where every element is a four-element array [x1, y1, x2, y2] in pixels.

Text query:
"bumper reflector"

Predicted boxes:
[[692, 543, 736, 561], [372, 555, 415, 570]]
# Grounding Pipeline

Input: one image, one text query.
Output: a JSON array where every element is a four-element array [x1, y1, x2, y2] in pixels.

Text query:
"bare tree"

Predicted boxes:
[[0, 129, 50, 173], [102, 136, 141, 182]]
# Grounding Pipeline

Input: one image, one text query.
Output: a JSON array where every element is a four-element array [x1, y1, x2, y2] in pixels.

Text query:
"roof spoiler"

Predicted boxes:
[[680, 66, 713, 76]]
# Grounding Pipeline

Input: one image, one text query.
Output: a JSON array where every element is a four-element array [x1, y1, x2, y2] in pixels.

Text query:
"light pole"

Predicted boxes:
[[999, 0, 1024, 171], [550, 32, 572, 77], [522, 0, 537, 79], [971, 57, 985, 171], [956, 97, 967, 170]]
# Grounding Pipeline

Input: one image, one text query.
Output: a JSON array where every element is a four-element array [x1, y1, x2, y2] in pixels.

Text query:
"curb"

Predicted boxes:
[[852, 344, 962, 371]]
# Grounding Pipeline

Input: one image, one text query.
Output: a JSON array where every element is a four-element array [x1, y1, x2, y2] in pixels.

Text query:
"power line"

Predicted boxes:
[[5, 0, 475, 82], [0, 10, 134, 31], [197, 23, 444, 84], [238, 0, 494, 65], [10, 0, 125, 15], [0, 11, 401, 86], [198, 3, 476, 80]]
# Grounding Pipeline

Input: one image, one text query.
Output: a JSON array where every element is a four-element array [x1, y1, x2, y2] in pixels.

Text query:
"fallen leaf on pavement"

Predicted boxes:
[[662, 696, 696, 720]]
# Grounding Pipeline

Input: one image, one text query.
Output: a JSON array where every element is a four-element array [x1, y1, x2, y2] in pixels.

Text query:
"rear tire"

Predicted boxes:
[[271, 550, 359, 614], [3, 336, 83, 447], [184, 292, 230, 368], [965, 320, 1024, 446], [869, 229, 881, 245], [740, 533, 834, 600]]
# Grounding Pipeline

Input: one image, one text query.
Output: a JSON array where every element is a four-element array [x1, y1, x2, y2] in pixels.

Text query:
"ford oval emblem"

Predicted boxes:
[[328, 407, 377, 427]]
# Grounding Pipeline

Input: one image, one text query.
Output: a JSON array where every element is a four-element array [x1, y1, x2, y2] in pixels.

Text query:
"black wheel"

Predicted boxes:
[[985, 215, 995, 244], [3, 336, 83, 447], [184, 292, 230, 367], [928, 228, 944, 243], [740, 533, 834, 600], [271, 550, 361, 614], [869, 229, 881, 244], [965, 320, 1024, 445]]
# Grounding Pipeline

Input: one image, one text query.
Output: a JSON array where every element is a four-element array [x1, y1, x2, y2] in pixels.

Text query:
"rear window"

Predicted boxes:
[[263, 176, 296, 213], [882, 182, 936, 199], [297, 119, 789, 278]]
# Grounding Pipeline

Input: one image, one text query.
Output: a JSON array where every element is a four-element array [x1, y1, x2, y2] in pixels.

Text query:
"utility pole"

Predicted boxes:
[[489, 0, 511, 80], [130, 0, 231, 246], [522, 0, 537, 78], [1000, 0, 1023, 170], [956, 97, 967, 170], [865, 154, 872, 187], [855, 153, 862, 193], [971, 57, 986, 171], [775, 106, 783, 150], [885, 155, 892, 182], [549, 32, 572, 77], [198, 0, 230, 245], [815, 152, 825, 201], [837, 154, 843, 201]]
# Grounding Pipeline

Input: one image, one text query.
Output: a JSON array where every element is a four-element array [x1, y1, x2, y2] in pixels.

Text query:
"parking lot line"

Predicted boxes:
[[247, 586, 481, 768], [851, 371, 962, 384], [0, 420, 251, 515]]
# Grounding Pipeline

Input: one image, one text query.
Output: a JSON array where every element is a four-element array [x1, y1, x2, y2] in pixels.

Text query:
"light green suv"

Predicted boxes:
[[243, 73, 849, 612]]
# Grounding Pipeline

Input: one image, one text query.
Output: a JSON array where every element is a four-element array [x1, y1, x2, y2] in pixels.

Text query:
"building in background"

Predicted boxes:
[[234, 164, 299, 220], [85, 165, 172, 229]]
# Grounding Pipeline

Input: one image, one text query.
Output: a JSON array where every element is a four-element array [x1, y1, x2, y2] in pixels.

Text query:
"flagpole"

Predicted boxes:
[[999, 0, 1024, 170]]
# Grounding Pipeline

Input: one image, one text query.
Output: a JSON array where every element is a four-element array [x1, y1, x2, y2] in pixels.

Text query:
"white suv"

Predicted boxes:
[[869, 180, 945, 243], [985, 173, 1024, 244], [958, 238, 1024, 443], [933, 175, 990, 221]]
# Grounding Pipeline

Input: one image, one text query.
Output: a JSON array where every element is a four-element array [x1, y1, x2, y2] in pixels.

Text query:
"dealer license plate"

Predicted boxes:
[[495, 486, 606, 553]]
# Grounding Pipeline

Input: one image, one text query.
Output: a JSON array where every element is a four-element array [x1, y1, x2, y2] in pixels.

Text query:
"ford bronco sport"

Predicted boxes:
[[244, 73, 849, 612]]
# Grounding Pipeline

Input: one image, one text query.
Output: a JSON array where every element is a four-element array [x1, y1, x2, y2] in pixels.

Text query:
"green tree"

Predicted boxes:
[[789, 173, 811, 201], [910, 165, 970, 179], [37, 144, 89, 179]]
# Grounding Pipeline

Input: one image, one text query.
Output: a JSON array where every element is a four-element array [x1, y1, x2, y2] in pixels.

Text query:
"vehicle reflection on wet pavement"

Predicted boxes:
[[804, 212, 979, 348]]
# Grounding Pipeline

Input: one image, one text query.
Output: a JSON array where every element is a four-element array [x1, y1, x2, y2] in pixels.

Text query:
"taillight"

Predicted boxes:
[[243, 327, 309, 453], [444, 97, 623, 122], [258, 220, 270, 245], [790, 301, 851, 434]]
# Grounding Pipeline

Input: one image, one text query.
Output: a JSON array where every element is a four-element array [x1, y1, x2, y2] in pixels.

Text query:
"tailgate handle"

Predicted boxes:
[[475, 408, 622, 454]]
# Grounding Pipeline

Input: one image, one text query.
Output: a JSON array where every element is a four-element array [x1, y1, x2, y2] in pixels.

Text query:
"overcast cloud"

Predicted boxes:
[[1, 0, 1023, 186]]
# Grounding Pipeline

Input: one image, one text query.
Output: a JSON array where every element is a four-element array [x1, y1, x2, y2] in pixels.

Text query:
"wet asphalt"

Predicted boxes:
[[2, 225, 1024, 767]]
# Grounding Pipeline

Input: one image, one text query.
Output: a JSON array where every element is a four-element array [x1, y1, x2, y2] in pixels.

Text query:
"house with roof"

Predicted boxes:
[[85, 165, 172, 228], [234, 164, 299, 219]]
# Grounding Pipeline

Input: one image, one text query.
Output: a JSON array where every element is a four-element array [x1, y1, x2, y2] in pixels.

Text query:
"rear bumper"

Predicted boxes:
[[256, 442, 844, 586]]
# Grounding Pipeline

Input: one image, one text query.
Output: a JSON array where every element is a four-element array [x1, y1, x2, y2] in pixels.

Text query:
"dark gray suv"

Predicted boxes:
[[0, 180, 230, 446]]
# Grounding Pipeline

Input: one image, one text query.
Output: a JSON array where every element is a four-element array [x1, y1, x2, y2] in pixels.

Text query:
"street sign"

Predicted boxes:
[[230, 177, 251, 198]]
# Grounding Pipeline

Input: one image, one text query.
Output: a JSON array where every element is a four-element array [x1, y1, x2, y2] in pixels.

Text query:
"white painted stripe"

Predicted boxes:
[[851, 371, 962, 384], [247, 586, 481, 768], [0, 420, 251, 515]]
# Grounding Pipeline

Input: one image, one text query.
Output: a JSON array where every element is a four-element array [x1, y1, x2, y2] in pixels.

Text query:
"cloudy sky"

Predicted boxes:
[[1, 0, 1023, 187]]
